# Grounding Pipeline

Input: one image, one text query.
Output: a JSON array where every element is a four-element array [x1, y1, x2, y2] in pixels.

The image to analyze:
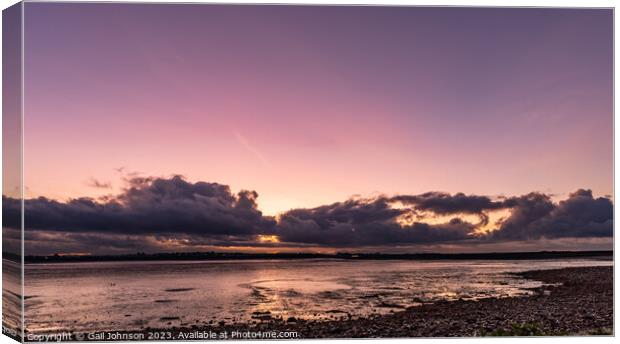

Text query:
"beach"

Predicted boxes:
[[158, 266, 613, 338], [49, 265, 613, 340], [23, 258, 611, 335]]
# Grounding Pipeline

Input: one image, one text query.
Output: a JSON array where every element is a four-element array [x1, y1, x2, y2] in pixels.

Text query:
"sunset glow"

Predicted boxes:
[[21, 5, 612, 217], [0, 3, 609, 255], [2, 3, 614, 341], [258, 235, 281, 244]]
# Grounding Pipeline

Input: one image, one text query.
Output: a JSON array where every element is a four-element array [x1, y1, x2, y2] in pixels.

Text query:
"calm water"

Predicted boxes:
[[2, 259, 22, 335], [23, 258, 611, 334]]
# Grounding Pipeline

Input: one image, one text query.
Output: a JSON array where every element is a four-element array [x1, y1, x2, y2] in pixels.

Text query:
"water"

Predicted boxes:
[[2, 259, 22, 336], [23, 258, 611, 334]]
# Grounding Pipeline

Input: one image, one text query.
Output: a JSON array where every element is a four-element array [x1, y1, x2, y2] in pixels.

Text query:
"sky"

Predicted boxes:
[[3, 4, 613, 255]]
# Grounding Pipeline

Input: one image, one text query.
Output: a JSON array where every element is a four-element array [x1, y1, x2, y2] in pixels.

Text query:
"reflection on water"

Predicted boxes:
[[3, 259, 22, 337], [24, 258, 611, 334]]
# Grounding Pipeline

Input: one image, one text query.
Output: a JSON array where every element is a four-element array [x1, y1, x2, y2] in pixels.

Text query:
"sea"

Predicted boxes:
[[2, 258, 611, 334]]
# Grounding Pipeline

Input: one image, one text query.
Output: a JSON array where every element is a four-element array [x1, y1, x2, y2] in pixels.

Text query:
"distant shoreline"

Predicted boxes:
[[5, 250, 613, 264]]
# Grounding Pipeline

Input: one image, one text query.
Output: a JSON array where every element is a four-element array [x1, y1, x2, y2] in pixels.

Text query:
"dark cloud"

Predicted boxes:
[[2, 227, 21, 255], [276, 198, 475, 247], [489, 192, 555, 240], [23, 230, 160, 255], [390, 192, 505, 227], [392, 192, 505, 215], [2, 175, 613, 253], [492, 189, 613, 240], [4, 175, 275, 238]]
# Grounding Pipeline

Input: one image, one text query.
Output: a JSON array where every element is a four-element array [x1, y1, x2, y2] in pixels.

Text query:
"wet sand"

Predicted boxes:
[[64, 265, 612, 340]]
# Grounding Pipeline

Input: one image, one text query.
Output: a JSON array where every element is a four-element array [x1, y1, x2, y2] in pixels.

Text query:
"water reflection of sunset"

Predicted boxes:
[[23, 259, 612, 334]]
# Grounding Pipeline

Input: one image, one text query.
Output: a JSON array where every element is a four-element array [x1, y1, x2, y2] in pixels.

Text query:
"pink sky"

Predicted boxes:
[[21, 4, 612, 216]]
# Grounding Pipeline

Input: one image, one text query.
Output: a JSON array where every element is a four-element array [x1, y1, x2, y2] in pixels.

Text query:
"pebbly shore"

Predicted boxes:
[[167, 266, 613, 338]]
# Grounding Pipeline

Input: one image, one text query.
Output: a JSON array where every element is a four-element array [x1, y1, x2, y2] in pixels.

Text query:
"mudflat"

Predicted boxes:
[[116, 266, 613, 339]]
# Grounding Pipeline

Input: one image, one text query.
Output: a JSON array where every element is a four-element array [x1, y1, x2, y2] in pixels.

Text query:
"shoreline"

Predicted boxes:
[[172, 266, 613, 338], [28, 265, 612, 340], [10, 250, 612, 264]]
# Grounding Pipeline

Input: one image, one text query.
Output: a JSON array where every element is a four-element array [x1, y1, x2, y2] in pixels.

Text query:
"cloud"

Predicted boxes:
[[2, 175, 613, 254], [3, 175, 276, 238], [390, 192, 506, 226], [392, 192, 505, 215], [86, 178, 112, 189], [492, 189, 613, 240], [276, 197, 475, 247]]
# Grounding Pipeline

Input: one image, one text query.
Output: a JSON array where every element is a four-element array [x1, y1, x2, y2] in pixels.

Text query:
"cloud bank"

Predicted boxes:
[[2, 175, 613, 254], [4, 175, 275, 236]]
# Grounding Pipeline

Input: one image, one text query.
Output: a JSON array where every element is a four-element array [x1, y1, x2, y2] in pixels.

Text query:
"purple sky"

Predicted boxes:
[[8, 4, 613, 254]]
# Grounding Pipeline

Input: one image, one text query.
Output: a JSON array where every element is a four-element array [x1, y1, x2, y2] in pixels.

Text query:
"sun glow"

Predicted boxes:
[[395, 207, 513, 235], [472, 208, 512, 235], [258, 235, 280, 243]]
